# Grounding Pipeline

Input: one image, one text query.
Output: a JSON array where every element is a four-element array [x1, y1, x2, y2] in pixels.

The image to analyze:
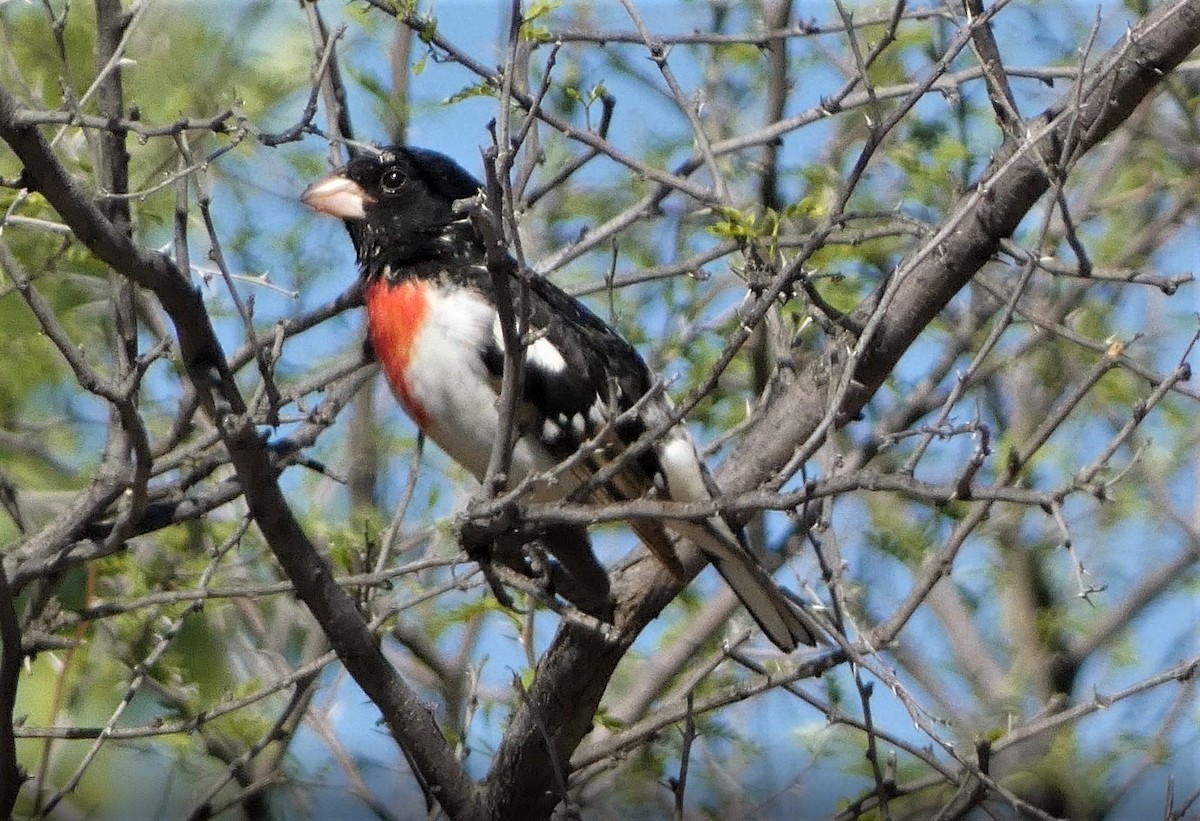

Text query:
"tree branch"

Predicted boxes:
[[0, 80, 485, 819]]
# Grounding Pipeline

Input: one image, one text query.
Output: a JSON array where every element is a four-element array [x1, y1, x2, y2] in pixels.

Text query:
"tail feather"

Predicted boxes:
[[674, 519, 821, 651], [654, 426, 822, 652]]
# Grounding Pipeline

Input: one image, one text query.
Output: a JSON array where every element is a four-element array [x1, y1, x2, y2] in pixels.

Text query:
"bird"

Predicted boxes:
[[301, 145, 819, 652]]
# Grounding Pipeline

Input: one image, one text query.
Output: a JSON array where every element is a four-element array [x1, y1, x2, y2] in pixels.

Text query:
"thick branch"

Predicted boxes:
[[0, 561, 23, 818], [726, 0, 1200, 492]]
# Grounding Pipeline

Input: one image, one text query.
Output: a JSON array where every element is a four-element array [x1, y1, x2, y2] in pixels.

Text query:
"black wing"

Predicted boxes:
[[483, 272, 657, 472], [480, 270, 684, 572]]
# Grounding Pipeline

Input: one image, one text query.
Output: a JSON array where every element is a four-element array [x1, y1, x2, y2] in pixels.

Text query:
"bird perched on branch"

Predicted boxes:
[[301, 146, 818, 652]]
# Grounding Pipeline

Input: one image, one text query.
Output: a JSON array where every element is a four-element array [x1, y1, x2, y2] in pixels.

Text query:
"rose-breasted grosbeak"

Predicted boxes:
[[301, 146, 818, 651]]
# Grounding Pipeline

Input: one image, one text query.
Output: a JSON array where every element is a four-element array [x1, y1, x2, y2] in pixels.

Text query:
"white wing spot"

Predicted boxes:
[[488, 317, 567, 376], [527, 336, 568, 375], [588, 400, 607, 428]]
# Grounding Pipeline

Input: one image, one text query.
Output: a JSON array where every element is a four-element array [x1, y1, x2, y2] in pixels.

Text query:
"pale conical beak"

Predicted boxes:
[[300, 173, 371, 219]]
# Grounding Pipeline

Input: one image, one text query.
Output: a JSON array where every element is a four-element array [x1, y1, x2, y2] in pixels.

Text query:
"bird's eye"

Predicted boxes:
[[380, 167, 408, 194]]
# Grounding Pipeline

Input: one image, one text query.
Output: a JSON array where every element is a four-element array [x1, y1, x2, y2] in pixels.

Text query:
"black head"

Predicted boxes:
[[301, 147, 483, 272]]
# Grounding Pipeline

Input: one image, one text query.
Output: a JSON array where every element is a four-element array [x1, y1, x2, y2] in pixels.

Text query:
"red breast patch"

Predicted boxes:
[[365, 278, 430, 428]]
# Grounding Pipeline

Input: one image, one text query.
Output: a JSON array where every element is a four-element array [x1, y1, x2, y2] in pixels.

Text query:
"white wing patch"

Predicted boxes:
[[527, 336, 568, 374], [489, 314, 569, 376]]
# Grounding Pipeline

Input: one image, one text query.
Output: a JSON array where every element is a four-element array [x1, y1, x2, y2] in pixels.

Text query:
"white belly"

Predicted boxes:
[[402, 287, 565, 497]]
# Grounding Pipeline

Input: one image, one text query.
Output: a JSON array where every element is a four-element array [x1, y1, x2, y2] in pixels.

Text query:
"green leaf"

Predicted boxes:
[[443, 80, 497, 106], [520, 0, 561, 42]]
